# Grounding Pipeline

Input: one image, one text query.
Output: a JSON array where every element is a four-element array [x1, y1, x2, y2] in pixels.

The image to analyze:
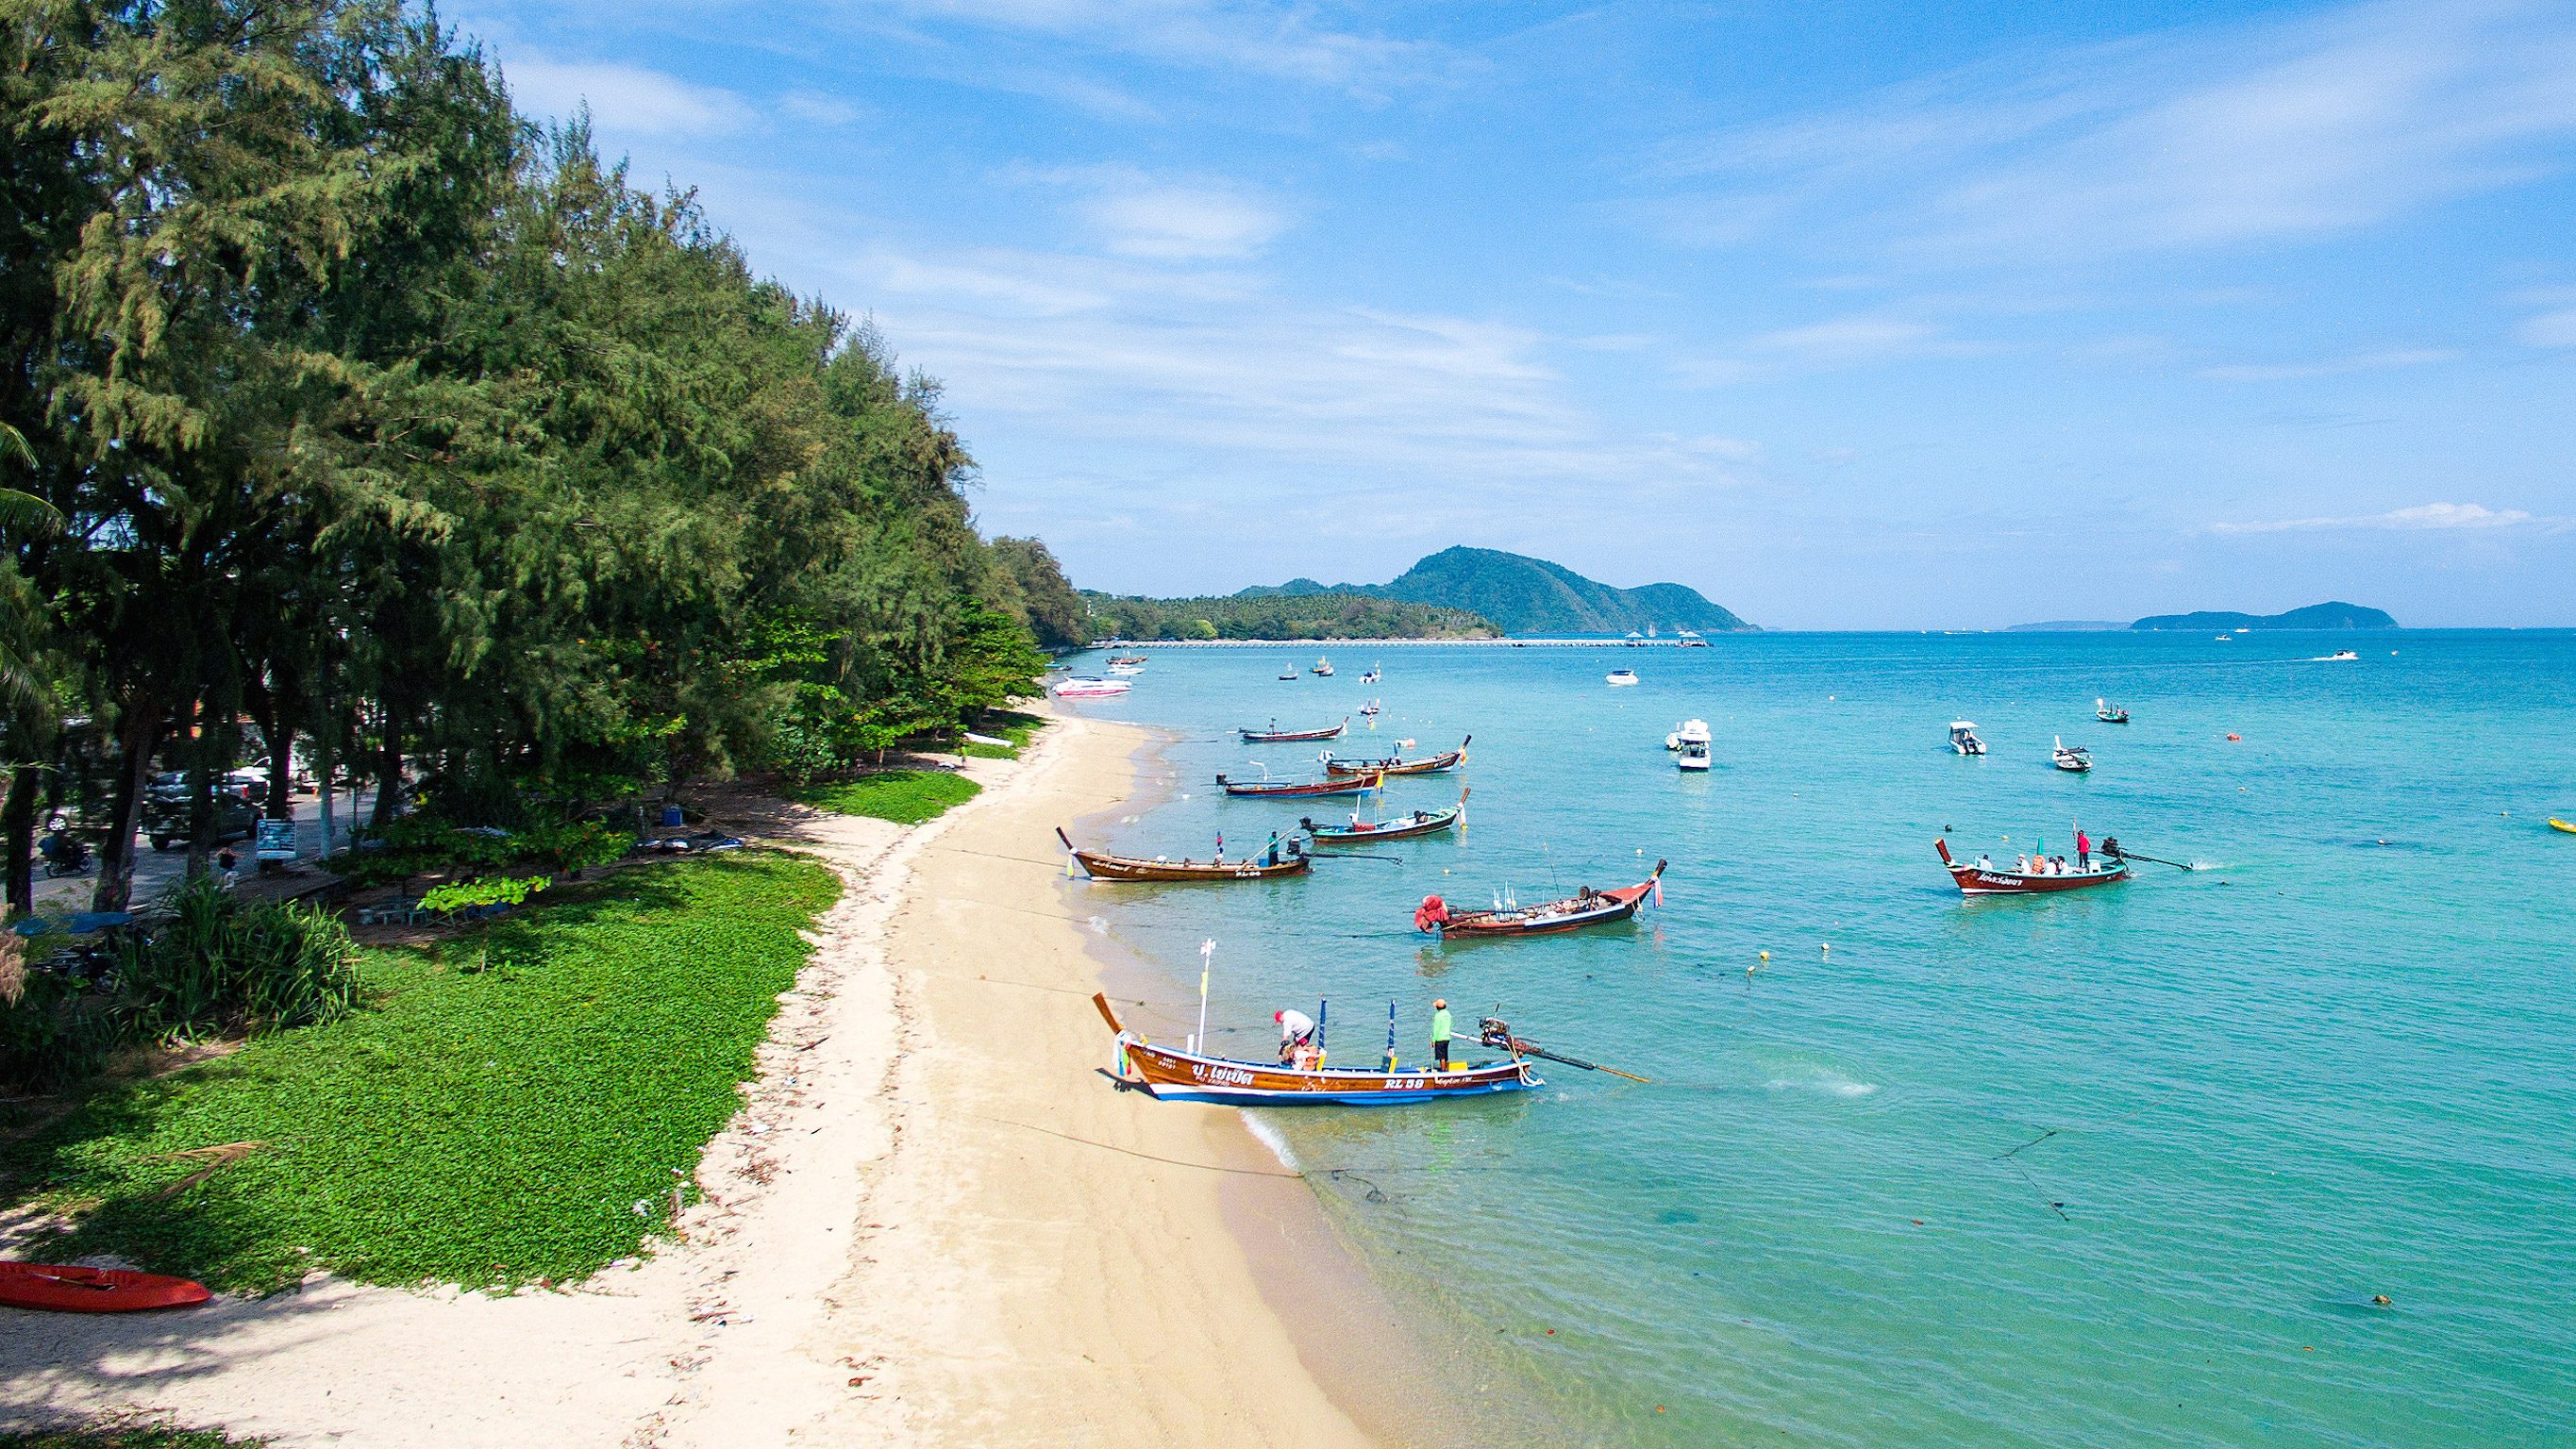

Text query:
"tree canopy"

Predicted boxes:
[[0, 0, 1066, 909]]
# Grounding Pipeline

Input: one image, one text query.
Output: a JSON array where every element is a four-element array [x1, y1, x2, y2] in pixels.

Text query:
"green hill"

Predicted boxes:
[[2132, 602, 2398, 631], [1080, 591, 1497, 641], [1231, 548, 1750, 635]]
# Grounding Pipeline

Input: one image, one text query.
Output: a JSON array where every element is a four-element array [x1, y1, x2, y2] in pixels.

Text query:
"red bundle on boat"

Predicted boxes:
[[1413, 895, 1450, 932]]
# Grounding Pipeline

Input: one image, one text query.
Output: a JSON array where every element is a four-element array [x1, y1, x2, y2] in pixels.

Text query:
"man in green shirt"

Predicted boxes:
[[1430, 999, 1453, 1071]]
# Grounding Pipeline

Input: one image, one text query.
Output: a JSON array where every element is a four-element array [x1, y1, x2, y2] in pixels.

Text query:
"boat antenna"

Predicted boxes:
[[1384, 999, 1397, 1072], [1541, 841, 1563, 897], [1195, 939, 1213, 1054]]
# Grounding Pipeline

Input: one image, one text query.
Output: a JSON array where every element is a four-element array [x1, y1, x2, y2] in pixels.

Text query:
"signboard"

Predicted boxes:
[[255, 818, 298, 861]]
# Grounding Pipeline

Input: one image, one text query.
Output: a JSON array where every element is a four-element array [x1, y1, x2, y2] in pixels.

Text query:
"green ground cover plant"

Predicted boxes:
[[0, 1427, 261, 1448], [0, 853, 837, 1294], [784, 770, 980, 824]]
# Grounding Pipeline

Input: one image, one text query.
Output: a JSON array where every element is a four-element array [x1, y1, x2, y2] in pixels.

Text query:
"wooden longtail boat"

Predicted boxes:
[[1302, 789, 1466, 843], [1935, 837, 2129, 895], [1241, 717, 1347, 743], [1094, 995, 1538, 1105], [1324, 735, 1470, 776], [1217, 770, 1382, 798], [1057, 827, 1309, 881], [2096, 697, 2130, 724], [1414, 860, 1666, 938]]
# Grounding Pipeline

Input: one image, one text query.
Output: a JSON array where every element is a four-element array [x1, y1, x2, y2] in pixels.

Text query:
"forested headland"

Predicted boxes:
[[1081, 591, 1500, 641], [0, 0, 1086, 915]]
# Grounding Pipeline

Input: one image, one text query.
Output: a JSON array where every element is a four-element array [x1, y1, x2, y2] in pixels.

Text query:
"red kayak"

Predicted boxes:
[[0, 1261, 212, 1312]]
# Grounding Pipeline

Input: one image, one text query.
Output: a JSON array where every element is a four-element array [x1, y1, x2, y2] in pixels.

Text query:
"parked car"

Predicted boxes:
[[142, 773, 259, 851]]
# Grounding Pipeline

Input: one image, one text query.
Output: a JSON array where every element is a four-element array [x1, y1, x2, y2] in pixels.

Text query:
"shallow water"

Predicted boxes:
[[1062, 633, 2576, 1447]]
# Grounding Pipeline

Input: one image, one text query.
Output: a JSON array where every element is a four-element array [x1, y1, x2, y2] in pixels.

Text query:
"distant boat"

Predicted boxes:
[[1109, 655, 1146, 666], [1677, 630, 1707, 647], [1949, 721, 1986, 756], [1280, 662, 1298, 679], [1054, 676, 1131, 699], [2051, 736, 2092, 773], [2096, 698, 2129, 724], [1361, 662, 1381, 683], [2551, 818, 2575, 835], [1605, 668, 1639, 686], [1241, 718, 1348, 743], [1677, 738, 1711, 772], [2216, 635, 2233, 641], [2319, 650, 2359, 661], [1664, 719, 1710, 750], [1359, 698, 1381, 716], [1108, 663, 1143, 675], [1313, 658, 1334, 676]]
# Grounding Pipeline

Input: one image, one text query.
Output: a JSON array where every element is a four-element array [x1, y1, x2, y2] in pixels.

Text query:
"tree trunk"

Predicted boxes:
[[246, 664, 297, 821], [90, 707, 163, 914], [311, 681, 337, 862], [4, 763, 38, 915], [370, 703, 404, 826], [185, 696, 215, 883]]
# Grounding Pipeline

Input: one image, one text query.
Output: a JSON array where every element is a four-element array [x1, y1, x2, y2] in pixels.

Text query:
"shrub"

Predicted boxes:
[[111, 880, 363, 1041], [419, 876, 548, 914]]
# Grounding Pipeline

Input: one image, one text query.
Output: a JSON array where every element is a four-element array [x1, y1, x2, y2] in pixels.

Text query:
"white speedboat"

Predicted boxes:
[[2051, 735, 2091, 773], [2324, 650, 2358, 661], [1054, 676, 1132, 699], [1664, 719, 1712, 750], [1606, 668, 1640, 686], [1677, 739, 1711, 771], [1949, 721, 1986, 756]]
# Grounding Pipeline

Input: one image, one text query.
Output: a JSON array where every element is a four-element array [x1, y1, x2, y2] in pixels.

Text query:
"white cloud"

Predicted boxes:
[[1750, 316, 1989, 363], [1018, 166, 1289, 259], [857, 0, 1462, 92], [2210, 501, 2545, 533], [502, 58, 750, 137], [2515, 308, 2576, 346], [1648, 0, 2576, 263], [2196, 347, 2461, 381]]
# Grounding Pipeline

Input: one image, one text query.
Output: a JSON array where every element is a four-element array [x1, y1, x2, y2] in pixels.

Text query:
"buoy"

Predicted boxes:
[[2227, 733, 2241, 741], [2372, 1294, 2391, 1306], [1759, 951, 1769, 960]]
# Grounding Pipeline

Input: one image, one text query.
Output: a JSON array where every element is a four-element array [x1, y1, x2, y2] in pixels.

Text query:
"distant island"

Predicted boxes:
[[2131, 601, 2399, 631], [2006, 620, 2129, 632], [1230, 547, 1753, 636]]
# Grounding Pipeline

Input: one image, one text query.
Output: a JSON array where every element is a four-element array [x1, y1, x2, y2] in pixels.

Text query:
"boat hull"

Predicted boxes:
[[1075, 851, 1309, 881], [1241, 721, 1347, 742], [1122, 1039, 1536, 1105], [1423, 868, 1664, 938], [2551, 819, 2575, 835], [1948, 862, 2127, 894], [1218, 771, 1383, 798], [1326, 750, 1463, 776], [1303, 808, 1460, 842]]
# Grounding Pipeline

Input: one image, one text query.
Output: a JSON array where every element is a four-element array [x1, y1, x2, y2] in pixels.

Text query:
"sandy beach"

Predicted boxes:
[[2, 708, 1370, 1447]]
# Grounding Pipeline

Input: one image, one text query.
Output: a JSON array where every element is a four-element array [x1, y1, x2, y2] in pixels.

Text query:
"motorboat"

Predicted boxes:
[[1359, 699, 1381, 716], [2324, 650, 2358, 661], [2216, 635, 2233, 641], [1054, 676, 1132, 699], [2096, 698, 2129, 724], [2051, 736, 2092, 773], [1605, 668, 1640, 686], [1677, 630, 1707, 647], [1935, 839, 2129, 895], [1313, 658, 1334, 676], [1361, 663, 1381, 684], [1949, 722, 1986, 756], [1677, 739, 1711, 772], [1664, 719, 1711, 750]]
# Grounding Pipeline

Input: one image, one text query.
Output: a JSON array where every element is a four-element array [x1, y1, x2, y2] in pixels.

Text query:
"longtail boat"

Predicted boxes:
[[1094, 994, 1537, 1105], [1302, 789, 1466, 843], [1935, 837, 2129, 895], [1324, 735, 1470, 776], [1058, 827, 1309, 881], [1241, 717, 1347, 743], [1216, 770, 1382, 798], [1414, 860, 1666, 938]]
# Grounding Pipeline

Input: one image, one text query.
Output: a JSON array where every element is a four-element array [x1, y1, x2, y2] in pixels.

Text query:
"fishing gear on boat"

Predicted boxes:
[[1478, 1015, 1650, 1083], [2102, 841, 2194, 871]]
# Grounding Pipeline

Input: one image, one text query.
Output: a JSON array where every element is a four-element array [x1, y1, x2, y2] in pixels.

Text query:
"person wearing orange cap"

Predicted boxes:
[[1430, 999, 1453, 1070]]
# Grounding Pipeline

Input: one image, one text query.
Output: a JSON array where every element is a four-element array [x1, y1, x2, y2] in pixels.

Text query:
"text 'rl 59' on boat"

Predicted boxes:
[[1414, 860, 1666, 938], [1935, 838, 2130, 895], [1241, 717, 1347, 743], [1323, 735, 1470, 775], [1057, 827, 1309, 881]]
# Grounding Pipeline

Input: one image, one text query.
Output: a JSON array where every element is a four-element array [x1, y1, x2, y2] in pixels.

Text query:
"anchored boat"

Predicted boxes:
[[1606, 668, 1640, 686], [1949, 721, 1987, 756], [1094, 994, 1538, 1105], [1058, 827, 1308, 881], [1302, 789, 1466, 843], [2051, 736, 2092, 772], [2096, 698, 2129, 724], [1241, 717, 1347, 743], [1414, 861, 1666, 938], [1324, 735, 1469, 776], [1053, 675, 1132, 699], [1313, 658, 1335, 676], [1217, 770, 1384, 798]]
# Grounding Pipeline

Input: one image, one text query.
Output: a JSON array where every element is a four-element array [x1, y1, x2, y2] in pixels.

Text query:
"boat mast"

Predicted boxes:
[[1195, 939, 1213, 1053]]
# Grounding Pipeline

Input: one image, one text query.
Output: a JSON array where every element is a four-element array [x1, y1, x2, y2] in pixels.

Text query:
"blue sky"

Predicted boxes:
[[465, 0, 2576, 628]]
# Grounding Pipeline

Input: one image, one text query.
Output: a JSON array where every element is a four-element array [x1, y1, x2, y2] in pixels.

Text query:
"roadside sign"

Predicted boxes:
[[255, 818, 297, 861]]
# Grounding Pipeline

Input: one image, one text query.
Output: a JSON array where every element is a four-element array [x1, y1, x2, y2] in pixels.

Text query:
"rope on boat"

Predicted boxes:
[[977, 1114, 1302, 1178]]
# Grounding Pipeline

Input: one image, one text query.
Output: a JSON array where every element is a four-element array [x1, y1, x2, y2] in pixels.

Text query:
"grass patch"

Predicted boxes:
[[0, 1428, 262, 1448], [784, 769, 979, 824], [961, 709, 1048, 760], [0, 853, 838, 1295]]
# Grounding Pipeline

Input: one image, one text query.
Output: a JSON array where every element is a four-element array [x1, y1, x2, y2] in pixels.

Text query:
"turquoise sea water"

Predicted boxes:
[[1062, 633, 2575, 1447]]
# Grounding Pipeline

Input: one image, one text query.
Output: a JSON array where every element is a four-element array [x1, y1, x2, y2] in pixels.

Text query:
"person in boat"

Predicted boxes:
[[1265, 830, 1281, 866], [2076, 830, 2091, 871], [1977, 854, 1993, 871], [1276, 1008, 1317, 1066], [1430, 999, 1453, 1071]]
